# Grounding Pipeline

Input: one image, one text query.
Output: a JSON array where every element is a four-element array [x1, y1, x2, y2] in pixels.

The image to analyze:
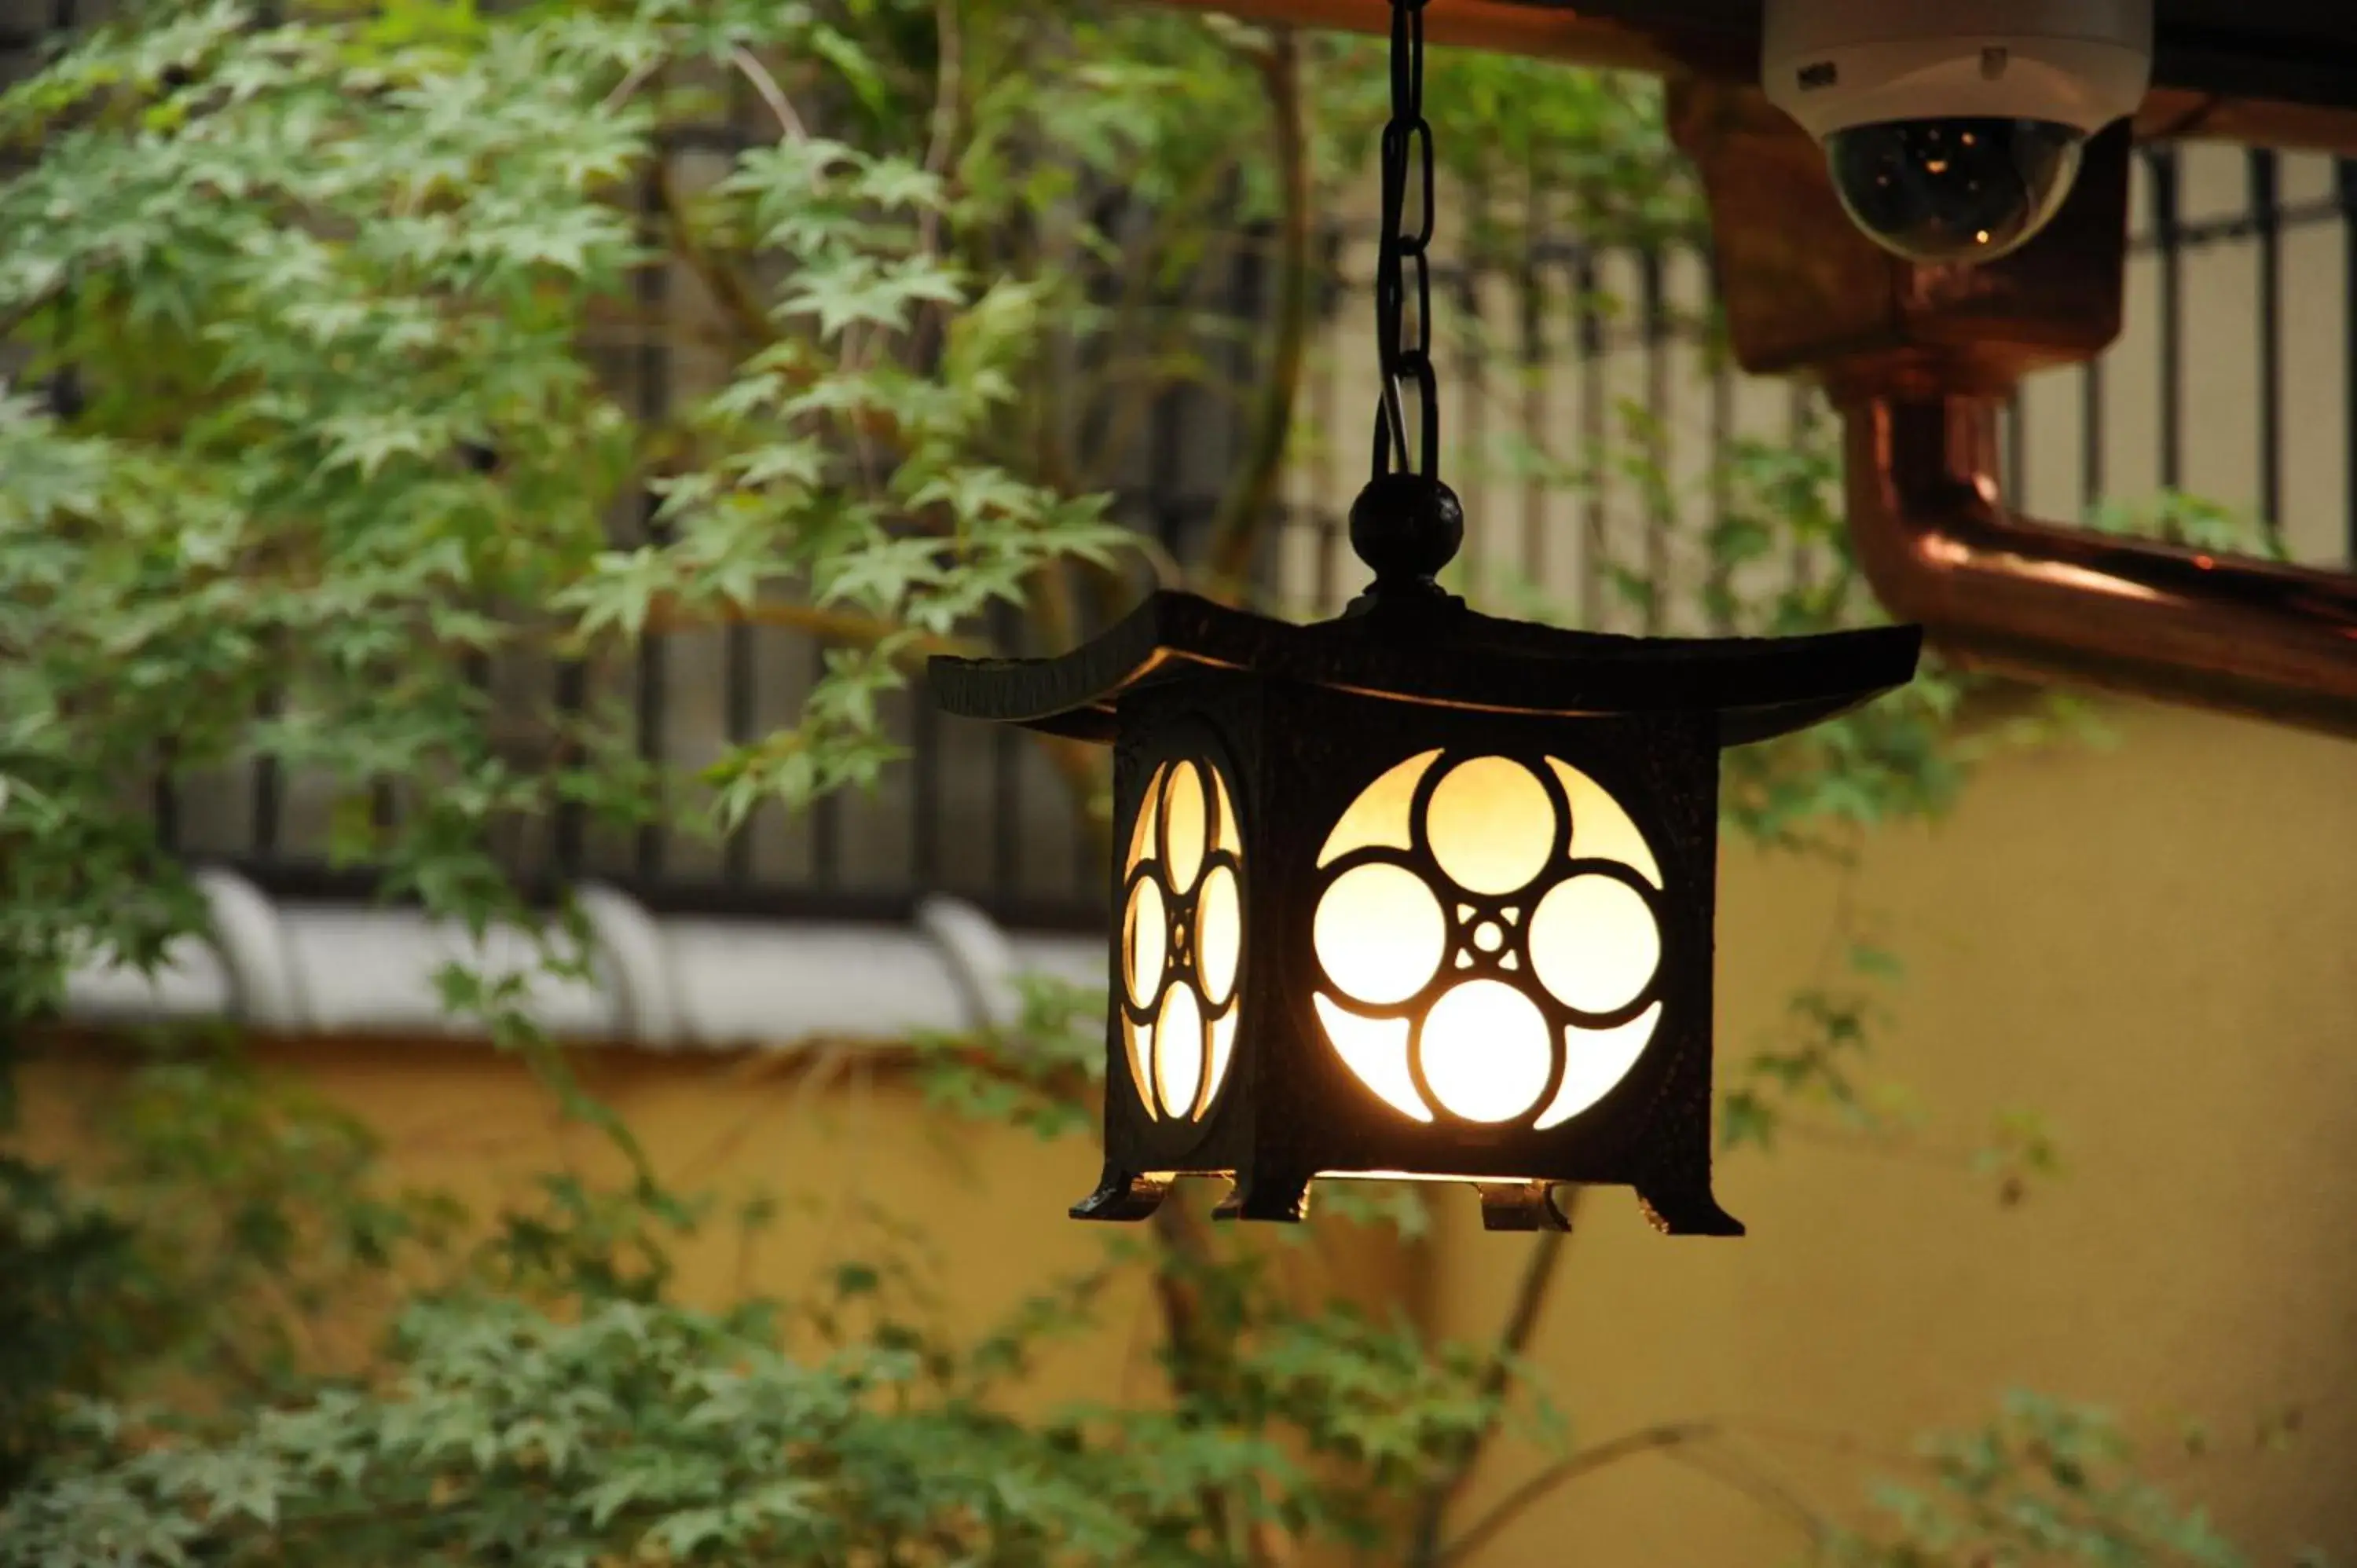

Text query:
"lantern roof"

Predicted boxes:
[[929, 591, 1922, 748]]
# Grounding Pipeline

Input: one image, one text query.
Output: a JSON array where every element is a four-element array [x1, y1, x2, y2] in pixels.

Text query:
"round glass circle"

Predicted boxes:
[[1163, 764, 1207, 894], [1156, 982, 1206, 1118], [1420, 979, 1552, 1123], [1529, 874, 1659, 1015], [1197, 863, 1242, 1009], [1315, 862, 1446, 1006], [1427, 757, 1555, 896]]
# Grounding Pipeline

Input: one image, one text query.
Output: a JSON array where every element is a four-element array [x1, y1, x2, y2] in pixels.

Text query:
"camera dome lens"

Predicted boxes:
[[1824, 118, 2084, 265]]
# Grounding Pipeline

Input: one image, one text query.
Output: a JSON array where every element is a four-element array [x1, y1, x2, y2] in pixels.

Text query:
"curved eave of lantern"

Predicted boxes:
[[928, 592, 1923, 748]]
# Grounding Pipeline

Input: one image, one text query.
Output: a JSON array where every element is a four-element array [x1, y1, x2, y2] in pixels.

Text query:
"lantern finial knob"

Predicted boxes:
[[1347, 471, 1464, 614]]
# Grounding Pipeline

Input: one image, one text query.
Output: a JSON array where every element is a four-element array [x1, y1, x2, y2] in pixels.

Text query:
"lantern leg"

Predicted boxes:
[[1476, 1181, 1575, 1233], [1211, 1166, 1311, 1224], [1070, 1165, 1169, 1222], [1633, 1181, 1745, 1238]]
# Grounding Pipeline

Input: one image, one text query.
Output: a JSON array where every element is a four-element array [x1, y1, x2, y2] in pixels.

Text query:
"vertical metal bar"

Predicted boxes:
[[1314, 242, 1343, 614], [2148, 145, 2183, 492], [2343, 157, 2357, 565], [2003, 390, 2025, 510], [2250, 148, 2282, 542], [1519, 167, 1547, 593], [991, 601, 1021, 903], [632, 156, 670, 883], [1787, 378, 1815, 589], [1574, 248, 1604, 630], [551, 663, 585, 879], [807, 637, 840, 887], [2080, 358, 2106, 514], [723, 614, 757, 885], [910, 684, 940, 892], [1456, 189, 1486, 603], [1638, 246, 1668, 635], [723, 68, 757, 888], [153, 768, 179, 855], [251, 693, 281, 861], [1705, 254, 1733, 635]]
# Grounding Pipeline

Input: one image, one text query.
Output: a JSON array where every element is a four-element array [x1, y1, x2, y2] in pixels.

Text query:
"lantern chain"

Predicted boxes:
[[1372, 0, 1438, 482]]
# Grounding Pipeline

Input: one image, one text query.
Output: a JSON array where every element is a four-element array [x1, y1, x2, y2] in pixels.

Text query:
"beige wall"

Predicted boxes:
[[1431, 699, 2357, 1562]]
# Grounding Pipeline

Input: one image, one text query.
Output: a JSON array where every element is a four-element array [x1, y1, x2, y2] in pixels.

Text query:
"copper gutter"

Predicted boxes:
[[1843, 394, 2357, 736], [1144, 0, 2357, 158]]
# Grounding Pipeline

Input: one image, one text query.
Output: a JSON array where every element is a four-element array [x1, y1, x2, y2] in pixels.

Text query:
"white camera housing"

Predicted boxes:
[[1762, 0, 2154, 263]]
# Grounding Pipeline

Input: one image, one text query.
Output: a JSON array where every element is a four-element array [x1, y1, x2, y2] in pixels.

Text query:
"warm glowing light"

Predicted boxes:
[[1122, 757, 1244, 1122], [1164, 764, 1206, 893], [1208, 1010, 1237, 1109], [1315, 862, 1445, 1004], [1549, 759, 1660, 886], [1314, 995, 1430, 1121], [1427, 757, 1553, 895], [1157, 983, 1204, 1116], [1124, 1017, 1156, 1121], [1197, 864, 1241, 1008], [1318, 749, 1439, 866], [1124, 877, 1166, 1008], [1420, 980, 1552, 1122], [1529, 874, 1659, 1014], [1536, 1004, 1662, 1129]]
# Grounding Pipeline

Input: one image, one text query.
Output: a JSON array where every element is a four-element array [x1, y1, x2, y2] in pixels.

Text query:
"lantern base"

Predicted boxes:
[[1069, 1166, 1170, 1222], [1636, 1184, 1746, 1237], [1211, 1167, 1313, 1224], [1477, 1181, 1577, 1233]]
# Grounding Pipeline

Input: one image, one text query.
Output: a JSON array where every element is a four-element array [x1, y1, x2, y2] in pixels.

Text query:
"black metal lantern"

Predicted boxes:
[[926, 0, 1920, 1234]]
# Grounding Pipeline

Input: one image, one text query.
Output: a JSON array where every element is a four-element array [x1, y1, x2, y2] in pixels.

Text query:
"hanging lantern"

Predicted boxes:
[[926, 0, 1920, 1234]]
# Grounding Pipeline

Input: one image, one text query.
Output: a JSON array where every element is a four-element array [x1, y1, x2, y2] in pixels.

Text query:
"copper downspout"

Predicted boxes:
[[1842, 394, 2357, 737]]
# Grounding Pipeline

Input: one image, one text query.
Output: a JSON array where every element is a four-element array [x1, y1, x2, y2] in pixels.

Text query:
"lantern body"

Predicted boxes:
[[929, 590, 1919, 1233], [1096, 673, 1730, 1233]]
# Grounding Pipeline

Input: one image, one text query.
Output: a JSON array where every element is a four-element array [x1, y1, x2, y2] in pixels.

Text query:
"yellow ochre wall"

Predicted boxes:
[[1431, 701, 2357, 1563], [21, 697, 2356, 1557]]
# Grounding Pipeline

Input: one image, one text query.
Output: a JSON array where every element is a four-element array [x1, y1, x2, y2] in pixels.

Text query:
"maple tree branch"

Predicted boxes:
[[1436, 1420, 1721, 1567], [1407, 1201, 1578, 1568]]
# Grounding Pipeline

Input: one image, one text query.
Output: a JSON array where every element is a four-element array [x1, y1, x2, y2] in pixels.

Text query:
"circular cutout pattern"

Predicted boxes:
[[1426, 757, 1554, 896], [1122, 757, 1244, 1123], [1310, 752, 1669, 1127], [1529, 874, 1658, 1015], [1420, 980, 1552, 1123], [1315, 862, 1446, 1006]]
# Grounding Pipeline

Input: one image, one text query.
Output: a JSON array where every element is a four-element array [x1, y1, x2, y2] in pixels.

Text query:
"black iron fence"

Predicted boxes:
[[6, 11, 2354, 930]]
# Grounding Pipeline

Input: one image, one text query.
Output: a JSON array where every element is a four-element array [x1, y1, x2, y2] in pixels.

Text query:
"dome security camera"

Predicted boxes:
[[1761, 0, 2153, 265]]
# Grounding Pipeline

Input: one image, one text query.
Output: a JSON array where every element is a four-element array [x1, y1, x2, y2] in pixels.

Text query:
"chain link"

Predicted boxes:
[[1371, 0, 1438, 481]]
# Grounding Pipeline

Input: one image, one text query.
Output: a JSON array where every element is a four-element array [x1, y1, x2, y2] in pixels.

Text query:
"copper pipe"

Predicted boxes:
[[1843, 394, 2357, 737]]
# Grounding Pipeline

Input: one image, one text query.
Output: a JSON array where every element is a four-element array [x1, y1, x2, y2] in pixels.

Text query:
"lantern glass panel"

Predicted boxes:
[[1120, 757, 1246, 1124], [1310, 749, 1670, 1129]]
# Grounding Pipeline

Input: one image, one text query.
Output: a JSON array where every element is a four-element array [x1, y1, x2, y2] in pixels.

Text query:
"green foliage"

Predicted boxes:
[[1828, 1394, 2247, 1568], [0, 0, 1124, 1017]]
